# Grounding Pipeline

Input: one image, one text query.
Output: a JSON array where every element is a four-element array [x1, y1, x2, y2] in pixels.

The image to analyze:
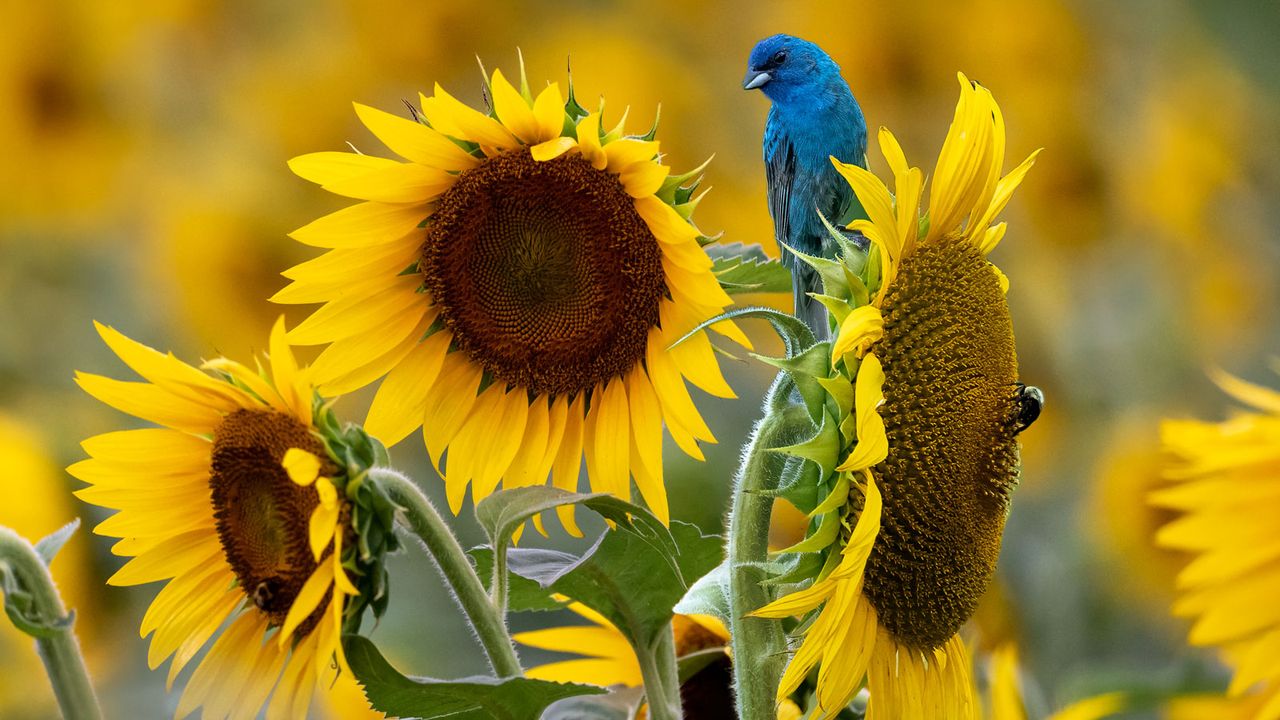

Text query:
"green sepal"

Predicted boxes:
[[759, 552, 824, 587], [564, 59, 590, 123], [815, 374, 855, 432], [34, 519, 79, 566], [809, 472, 851, 517], [781, 242, 850, 301], [343, 635, 603, 719], [639, 104, 661, 142], [776, 506, 840, 554], [814, 537, 845, 582], [752, 342, 832, 423], [767, 408, 841, 488], [657, 154, 711, 204], [810, 293, 853, 326]]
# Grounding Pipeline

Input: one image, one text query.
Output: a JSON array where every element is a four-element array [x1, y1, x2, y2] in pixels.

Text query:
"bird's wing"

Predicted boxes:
[[764, 128, 799, 270]]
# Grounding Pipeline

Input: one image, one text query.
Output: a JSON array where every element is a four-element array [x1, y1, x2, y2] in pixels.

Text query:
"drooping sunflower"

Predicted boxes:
[[753, 74, 1040, 718], [275, 60, 746, 527], [1154, 368, 1280, 720], [70, 319, 390, 720]]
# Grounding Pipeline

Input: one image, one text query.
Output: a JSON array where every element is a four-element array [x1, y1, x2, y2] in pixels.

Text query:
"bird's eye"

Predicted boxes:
[[772, 50, 788, 64]]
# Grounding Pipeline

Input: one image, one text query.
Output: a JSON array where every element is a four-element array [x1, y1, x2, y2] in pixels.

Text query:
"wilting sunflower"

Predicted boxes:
[[1154, 368, 1280, 719], [70, 319, 392, 720], [515, 603, 801, 718], [753, 74, 1040, 718], [275, 60, 746, 527]]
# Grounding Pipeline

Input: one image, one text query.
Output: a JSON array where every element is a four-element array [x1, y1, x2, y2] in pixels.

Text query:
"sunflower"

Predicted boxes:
[[69, 318, 372, 720], [515, 603, 800, 718], [1154, 368, 1280, 720], [274, 59, 746, 528], [752, 74, 1040, 718]]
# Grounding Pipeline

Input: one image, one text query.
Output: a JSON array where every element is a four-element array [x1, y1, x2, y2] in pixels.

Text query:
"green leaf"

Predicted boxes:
[[670, 306, 815, 359], [343, 635, 602, 720], [673, 559, 730, 625], [474, 487, 674, 560], [708, 243, 793, 295], [507, 522, 722, 649], [34, 519, 79, 566], [469, 547, 566, 612], [542, 687, 645, 720]]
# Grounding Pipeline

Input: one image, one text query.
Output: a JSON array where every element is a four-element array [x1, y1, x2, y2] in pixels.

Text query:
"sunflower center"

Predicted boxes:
[[421, 149, 666, 396], [863, 235, 1021, 650], [209, 408, 333, 627]]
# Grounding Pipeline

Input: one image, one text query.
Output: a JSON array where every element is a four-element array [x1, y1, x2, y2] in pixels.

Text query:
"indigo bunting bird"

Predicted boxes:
[[744, 34, 868, 339]]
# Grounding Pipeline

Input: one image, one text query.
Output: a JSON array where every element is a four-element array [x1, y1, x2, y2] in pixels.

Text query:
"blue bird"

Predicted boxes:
[[744, 34, 868, 339]]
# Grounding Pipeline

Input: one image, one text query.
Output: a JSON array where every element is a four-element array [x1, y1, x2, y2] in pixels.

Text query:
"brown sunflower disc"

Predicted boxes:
[[421, 149, 666, 397], [863, 235, 1022, 650]]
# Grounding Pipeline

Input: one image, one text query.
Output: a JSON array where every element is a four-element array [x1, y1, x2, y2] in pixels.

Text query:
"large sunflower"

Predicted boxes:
[[276, 61, 746, 527], [1154, 368, 1280, 719], [70, 319, 364, 720], [753, 74, 1040, 718]]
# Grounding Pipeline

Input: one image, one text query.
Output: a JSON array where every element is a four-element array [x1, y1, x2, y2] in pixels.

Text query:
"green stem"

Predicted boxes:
[[0, 526, 102, 720], [637, 623, 682, 720], [371, 468, 523, 678], [491, 542, 508, 618], [728, 375, 802, 720]]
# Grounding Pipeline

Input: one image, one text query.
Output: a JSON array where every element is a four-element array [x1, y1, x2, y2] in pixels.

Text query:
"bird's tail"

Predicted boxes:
[[793, 263, 831, 341]]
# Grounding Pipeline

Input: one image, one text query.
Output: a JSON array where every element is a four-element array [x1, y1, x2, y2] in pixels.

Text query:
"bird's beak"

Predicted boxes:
[[743, 70, 771, 90]]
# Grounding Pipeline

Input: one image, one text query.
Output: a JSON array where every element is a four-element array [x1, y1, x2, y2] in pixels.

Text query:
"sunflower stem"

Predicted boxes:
[[490, 541, 508, 617], [728, 374, 800, 720], [0, 526, 102, 720], [637, 622, 683, 720], [371, 468, 523, 678]]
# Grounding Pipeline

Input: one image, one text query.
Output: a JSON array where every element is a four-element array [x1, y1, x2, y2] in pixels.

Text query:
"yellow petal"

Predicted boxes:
[[575, 112, 607, 170], [322, 161, 455, 204], [551, 395, 586, 536], [309, 498, 340, 561], [278, 561, 334, 647], [282, 448, 321, 487], [365, 331, 452, 447], [420, 85, 518, 152], [532, 83, 566, 142], [287, 201, 428, 249], [421, 353, 484, 470], [288, 152, 399, 187], [490, 68, 540, 144], [530, 136, 577, 162], [354, 102, 479, 171], [591, 378, 631, 501]]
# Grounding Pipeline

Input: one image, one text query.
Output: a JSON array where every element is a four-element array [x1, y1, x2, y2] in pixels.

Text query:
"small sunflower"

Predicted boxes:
[[1154, 368, 1280, 720], [753, 74, 1040, 718], [275, 59, 746, 528], [69, 319, 387, 720]]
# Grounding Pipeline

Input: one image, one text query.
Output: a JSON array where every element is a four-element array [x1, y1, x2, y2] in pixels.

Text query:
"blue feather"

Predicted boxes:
[[745, 34, 868, 339]]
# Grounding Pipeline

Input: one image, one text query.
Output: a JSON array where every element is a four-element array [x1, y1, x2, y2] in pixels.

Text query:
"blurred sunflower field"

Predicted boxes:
[[3, 1, 1280, 718]]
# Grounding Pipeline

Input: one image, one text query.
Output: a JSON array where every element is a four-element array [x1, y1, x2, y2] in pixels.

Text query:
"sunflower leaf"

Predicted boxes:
[[542, 686, 645, 720], [507, 521, 722, 650], [469, 547, 567, 612], [343, 635, 602, 720], [706, 243, 792, 295], [474, 486, 675, 558], [674, 559, 730, 625]]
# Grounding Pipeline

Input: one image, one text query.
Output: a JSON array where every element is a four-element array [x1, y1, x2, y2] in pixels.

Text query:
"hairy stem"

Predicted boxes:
[[0, 526, 102, 720], [371, 468, 523, 678], [728, 375, 803, 720], [637, 623, 683, 720]]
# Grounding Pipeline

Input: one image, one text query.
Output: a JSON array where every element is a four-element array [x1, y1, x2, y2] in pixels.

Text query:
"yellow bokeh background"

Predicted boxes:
[[3, 0, 1279, 716]]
